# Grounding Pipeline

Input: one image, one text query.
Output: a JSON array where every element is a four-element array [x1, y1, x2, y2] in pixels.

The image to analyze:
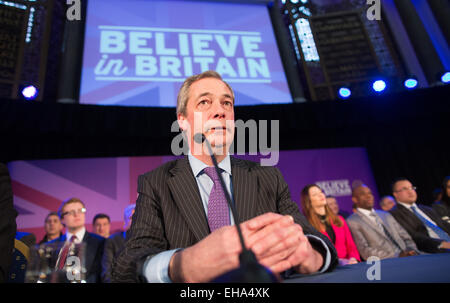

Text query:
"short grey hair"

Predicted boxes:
[[176, 70, 235, 117]]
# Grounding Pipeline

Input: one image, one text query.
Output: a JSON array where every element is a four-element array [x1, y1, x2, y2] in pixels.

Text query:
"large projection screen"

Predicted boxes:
[[79, 0, 292, 107]]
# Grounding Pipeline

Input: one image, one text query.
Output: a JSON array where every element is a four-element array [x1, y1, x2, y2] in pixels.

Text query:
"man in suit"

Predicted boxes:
[[347, 184, 418, 260], [112, 71, 338, 283], [0, 163, 17, 283], [51, 197, 105, 282], [102, 204, 135, 282], [390, 178, 450, 253], [39, 212, 64, 244], [93, 213, 111, 238], [379, 195, 396, 212]]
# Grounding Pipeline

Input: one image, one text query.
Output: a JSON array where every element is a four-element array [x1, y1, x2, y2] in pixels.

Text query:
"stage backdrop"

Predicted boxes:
[[8, 147, 378, 241], [80, 0, 291, 106]]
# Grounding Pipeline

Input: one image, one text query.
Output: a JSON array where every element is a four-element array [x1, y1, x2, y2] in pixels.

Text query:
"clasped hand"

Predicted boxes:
[[169, 212, 323, 282]]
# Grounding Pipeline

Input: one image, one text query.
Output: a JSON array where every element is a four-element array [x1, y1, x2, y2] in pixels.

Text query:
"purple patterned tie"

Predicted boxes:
[[203, 167, 230, 232]]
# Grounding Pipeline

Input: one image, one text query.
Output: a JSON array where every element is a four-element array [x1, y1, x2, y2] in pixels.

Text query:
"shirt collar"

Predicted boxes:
[[188, 153, 232, 177], [397, 201, 418, 211], [357, 207, 376, 217], [66, 226, 85, 243]]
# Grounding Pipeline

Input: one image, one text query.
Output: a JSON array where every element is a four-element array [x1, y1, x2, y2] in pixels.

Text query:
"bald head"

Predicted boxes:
[[352, 184, 374, 210]]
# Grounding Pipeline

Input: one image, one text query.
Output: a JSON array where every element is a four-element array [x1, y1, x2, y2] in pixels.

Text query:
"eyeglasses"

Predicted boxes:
[[62, 208, 86, 217], [395, 186, 417, 193]]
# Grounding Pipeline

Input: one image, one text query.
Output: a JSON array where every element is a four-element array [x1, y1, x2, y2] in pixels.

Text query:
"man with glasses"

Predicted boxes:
[[51, 197, 105, 282], [390, 178, 450, 253]]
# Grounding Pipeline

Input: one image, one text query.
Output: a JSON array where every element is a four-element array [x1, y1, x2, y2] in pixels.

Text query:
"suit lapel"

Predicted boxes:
[[355, 211, 387, 239], [231, 157, 258, 223], [397, 204, 424, 227], [82, 232, 94, 272], [167, 157, 210, 242]]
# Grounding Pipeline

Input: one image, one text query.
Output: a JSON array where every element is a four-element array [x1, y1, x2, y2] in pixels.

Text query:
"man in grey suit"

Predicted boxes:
[[347, 184, 418, 260], [112, 71, 338, 283]]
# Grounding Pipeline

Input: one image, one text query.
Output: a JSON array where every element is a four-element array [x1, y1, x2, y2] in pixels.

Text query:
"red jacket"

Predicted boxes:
[[321, 215, 361, 261]]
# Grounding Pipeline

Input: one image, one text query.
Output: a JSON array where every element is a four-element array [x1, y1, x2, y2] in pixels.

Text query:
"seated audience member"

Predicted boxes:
[[102, 204, 135, 282], [432, 176, 450, 224], [93, 213, 111, 238], [390, 178, 450, 253], [0, 163, 17, 283], [379, 195, 396, 212], [301, 185, 360, 266], [39, 212, 64, 244], [50, 197, 105, 282], [326, 195, 351, 219], [347, 184, 418, 260]]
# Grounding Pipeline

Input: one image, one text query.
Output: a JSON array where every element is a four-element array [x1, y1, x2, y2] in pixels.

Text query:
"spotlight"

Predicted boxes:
[[403, 76, 418, 89], [441, 71, 450, 84], [372, 79, 387, 93], [338, 87, 351, 99], [21, 85, 39, 100]]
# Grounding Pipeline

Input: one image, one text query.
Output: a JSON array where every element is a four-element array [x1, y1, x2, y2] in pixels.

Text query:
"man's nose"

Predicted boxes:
[[211, 101, 225, 118]]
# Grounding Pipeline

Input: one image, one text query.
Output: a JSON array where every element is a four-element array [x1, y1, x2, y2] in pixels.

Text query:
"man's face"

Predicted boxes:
[[61, 202, 86, 232], [178, 77, 235, 156], [326, 197, 339, 215], [45, 215, 63, 235], [393, 180, 417, 204], [352, 185, 374, 210], [380, 197, 396, 211], [94, 218, 111, 238]]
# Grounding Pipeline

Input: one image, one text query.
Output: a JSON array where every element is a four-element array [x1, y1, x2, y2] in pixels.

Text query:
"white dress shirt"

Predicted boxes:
[[66, 227, 86, 244], [357, 208, 379, 226]]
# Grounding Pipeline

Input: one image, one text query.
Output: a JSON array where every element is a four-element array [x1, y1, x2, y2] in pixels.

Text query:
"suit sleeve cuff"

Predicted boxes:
[[143, 249, 181, 283], [305, 234, 331, 273]]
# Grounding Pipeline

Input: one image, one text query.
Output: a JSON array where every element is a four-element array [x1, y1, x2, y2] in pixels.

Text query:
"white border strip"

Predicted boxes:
[[95, 76, 271, 83], [98, 25, 261, 36]]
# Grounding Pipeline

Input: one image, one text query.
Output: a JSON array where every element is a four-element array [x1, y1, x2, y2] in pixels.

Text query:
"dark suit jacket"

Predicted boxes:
[[51, 231, 105, 283], [0, 163, 17, 283], [102, 231, 126, 283], [112, 156, 338, 282], [432, 201, 450, 224], [390, 203, 450, 253]]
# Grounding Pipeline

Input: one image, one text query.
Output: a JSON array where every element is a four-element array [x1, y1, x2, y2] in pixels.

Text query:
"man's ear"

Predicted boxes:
[[392, 192, 398, 201], [177, 113, 187, 132], [351, 196, 357, 204]]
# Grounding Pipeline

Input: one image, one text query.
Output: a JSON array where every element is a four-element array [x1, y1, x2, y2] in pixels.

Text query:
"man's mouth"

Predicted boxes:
[[208, 126, 227, 132]]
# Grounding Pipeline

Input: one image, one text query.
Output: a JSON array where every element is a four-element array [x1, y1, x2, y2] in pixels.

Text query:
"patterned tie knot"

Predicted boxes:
[[204, 167, 220, 183], [70, 235, 77, 243]]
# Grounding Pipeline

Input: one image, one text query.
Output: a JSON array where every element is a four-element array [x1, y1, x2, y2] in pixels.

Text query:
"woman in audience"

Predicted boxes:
[[433, 176, 450, 224], [301, 184, 360, 265]]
